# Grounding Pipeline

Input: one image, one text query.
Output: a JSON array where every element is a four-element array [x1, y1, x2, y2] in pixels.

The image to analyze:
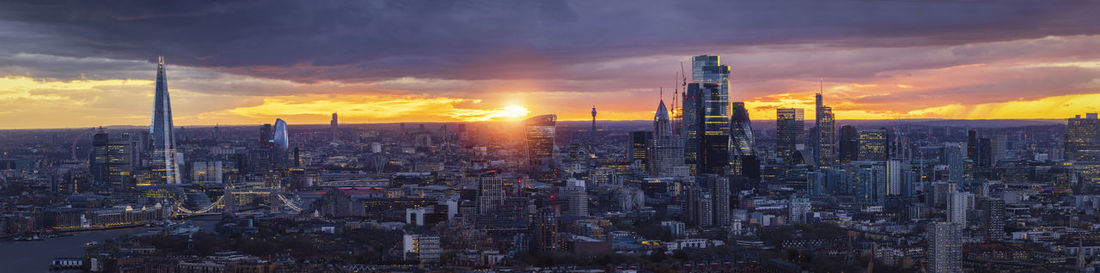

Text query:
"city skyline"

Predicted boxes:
[[1, 1, 1099, 129]]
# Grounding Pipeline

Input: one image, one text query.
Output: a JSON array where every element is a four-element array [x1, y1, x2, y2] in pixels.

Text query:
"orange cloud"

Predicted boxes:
[[227, 94, 531, 124]]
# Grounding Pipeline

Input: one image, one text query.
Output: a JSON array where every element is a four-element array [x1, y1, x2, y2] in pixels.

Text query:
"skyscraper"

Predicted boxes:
[[967, 129, 979, 163], [776, 108, 805, 164], [330, 112, 338, 142], [858, 128, 888, 161], [979, 137, 992, 168], [706, 175, 730, 226], [682, 55, 732, 175], [814, 92, 837, 166], [983, 198, 1005, 241], [728, 102, 757, 177], [1065, 113, 1100, 161], [927, 222, 962, 273], [629, 131, 653, 172], [838, 125, 858, 162], [90, 129, 135, 190], [149, 56, 180, 185], [652, 99, 684, 177], [271, 118, 289, 152], [524, 114, 557, 181]]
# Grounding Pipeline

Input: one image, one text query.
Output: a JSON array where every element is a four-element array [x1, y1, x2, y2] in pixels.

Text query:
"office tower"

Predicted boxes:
[[530, 208, 560, 255], [927, 222, 962, 273], [978, 138, 992, 167], [967, 129, 979, 163], [729, 102, 757, 177], [838, 125, 859, 162], [271, 118, 289, 152], [943, 142, 966, 183], [149, 56, 180, 185], [814, 93, 837, 166], [849, 162, 887, 205], [684, 186, 713, 227], [948, 191, 970, 227], [983, 198, 1005, 241], [260, 123, 273, 144], [885, 160, 902, 196], [858, 128, 888, 161], [789, 197, 812, 223], [629, 131, 653, 172], [1065, 113, 1100, 161], [330, 112, 338, 142], [90, 130, 135, 190], [777, 108, 805, 164], [682, 55, 731, 175], [990, 134, 1006, 164], [564, 180, 587, 217], [524, 115, 557, 180], [652, 99, 684, 177], [706, 175, 730, 226]]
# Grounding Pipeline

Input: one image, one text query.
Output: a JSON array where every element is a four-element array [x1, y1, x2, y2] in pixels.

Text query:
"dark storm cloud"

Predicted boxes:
[[1, 0, 1098, 82]]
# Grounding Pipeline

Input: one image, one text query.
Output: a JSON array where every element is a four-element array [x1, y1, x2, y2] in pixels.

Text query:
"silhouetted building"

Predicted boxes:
[[814, 93, 836, 166], [838, 125, 858, 163], [524, 115, 557, 181], [652, 99, 684, 176], [629, 131, 653, 172], [777, 108, 805, 164]]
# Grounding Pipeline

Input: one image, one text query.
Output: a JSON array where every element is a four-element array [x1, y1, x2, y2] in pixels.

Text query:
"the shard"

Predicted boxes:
[[149, 56, 180, 184]]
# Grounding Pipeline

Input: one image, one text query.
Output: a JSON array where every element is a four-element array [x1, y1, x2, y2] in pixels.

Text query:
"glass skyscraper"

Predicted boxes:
[[776, 108, 805, 164], [814, 93, 836, 166], [682, 55, 731, 175], [524, 114, 557, 181], [652, 99, 683, 177], [149, 56, 180, 185], [728, 102, 757, 177]]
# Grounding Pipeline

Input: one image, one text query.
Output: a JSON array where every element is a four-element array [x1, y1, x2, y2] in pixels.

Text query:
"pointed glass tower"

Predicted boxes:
[[150, 56, 179, 185]]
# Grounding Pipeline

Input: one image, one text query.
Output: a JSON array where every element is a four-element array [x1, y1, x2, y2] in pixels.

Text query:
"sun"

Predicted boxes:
[[498, 105, 530, 119]]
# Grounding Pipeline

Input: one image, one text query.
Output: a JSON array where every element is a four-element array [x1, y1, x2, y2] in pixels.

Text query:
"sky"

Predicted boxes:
[[0, 0, 1099, 129]]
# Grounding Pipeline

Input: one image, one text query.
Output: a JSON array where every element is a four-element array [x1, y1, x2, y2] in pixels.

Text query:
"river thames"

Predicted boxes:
[[0, 216, 220, 272]]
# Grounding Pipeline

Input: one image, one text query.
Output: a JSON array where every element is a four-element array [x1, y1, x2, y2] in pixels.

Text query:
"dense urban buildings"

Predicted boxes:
[[2, 53, 1098, 273]]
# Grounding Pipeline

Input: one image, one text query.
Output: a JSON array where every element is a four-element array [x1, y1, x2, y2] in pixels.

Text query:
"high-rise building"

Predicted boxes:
[[978, 137, 992, 168], [728, 102, 757, 177], [90, 130, 135, 190], [524, 115, 557, 180], [706, 175, 730, 226], [943, 142, 966, 183], [814, 93, 837, 166], [148, 56, 180, 185], [271, 118, 289, 152], [1065, 113, 1100, 162], [564, 179, 588, 218], [777, 108, 805, 164], [858, 128, 888, 161], [530, 207, 560, 255], [682, 55, 731, 175], [927, 222, 962, 273], [330, 112, 338, 142], [629, 131, 653, 172], [983, 198, 1005, 241], [967, 129, 979, 163], [948, 191, 971, 227], [652, 99, 684, 177], [990, 134, 1006, 164], [838, 125, 858, 162]]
